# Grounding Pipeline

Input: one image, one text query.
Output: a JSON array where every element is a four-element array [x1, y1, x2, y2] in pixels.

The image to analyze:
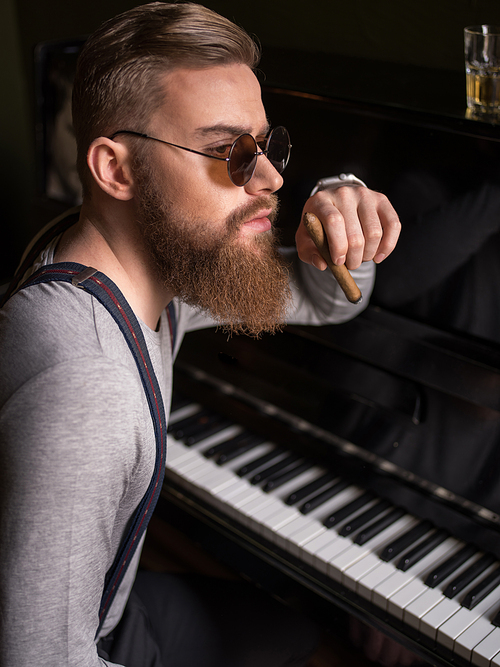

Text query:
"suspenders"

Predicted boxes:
[[3, 217, 177, 636]]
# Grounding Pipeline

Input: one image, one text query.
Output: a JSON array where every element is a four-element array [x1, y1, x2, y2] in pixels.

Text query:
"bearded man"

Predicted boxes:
[[0, 3, 400, 667]]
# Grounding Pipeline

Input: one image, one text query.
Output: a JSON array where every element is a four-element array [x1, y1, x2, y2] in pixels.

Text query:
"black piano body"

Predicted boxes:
[[161, 53, 500, 667]]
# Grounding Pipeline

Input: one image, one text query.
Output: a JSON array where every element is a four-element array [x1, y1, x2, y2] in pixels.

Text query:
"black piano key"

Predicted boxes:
[[300, 479, 350, 515], [167, 408, 210, 434], [462, 566, 500, 610], [323, 491, 375, 529], [236, 448, 286, 477], [250, 453, 301, 485], [424, 543, 478, 588], [491, 609, 500, 627], [443, 553, 496, 599], [285, 472, 335, 506], [396, 529, 449, 572], [172, 412, 221, 441], [203, 431, 256, 458], [217, 436, 267, 464], [354, 507, 406, 546], [380, 520, 433, 562], [339, 499, 391, 537], [185, 418, 233, 446], [263, 460, 313, 492]]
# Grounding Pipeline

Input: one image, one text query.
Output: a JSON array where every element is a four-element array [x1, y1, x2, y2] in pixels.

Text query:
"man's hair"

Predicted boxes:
[[72, 2, 261, 194]]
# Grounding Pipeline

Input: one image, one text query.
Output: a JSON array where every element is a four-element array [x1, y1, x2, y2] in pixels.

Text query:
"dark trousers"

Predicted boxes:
[[97, 570, 319, 667]]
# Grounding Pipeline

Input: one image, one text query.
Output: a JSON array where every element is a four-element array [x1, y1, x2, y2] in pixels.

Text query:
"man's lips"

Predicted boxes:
[[242, 209, 273, 233]]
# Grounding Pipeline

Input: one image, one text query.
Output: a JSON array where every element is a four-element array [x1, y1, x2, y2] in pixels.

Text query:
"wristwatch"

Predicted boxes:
[[310, 173, 367, 196]]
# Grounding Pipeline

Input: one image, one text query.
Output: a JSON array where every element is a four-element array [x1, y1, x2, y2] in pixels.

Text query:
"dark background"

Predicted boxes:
[[2, 0, 500, 277]]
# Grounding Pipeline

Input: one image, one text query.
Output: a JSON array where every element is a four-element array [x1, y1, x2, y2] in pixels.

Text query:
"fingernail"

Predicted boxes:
[[374, 253, 386, 264], [335, 255, 346, 266], [311, 254, 325, 270]]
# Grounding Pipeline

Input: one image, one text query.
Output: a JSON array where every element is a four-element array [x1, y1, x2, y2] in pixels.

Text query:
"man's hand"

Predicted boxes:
[[296, 186, 401, 271]]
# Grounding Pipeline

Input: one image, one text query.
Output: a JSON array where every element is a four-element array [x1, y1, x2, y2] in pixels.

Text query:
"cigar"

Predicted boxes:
[[303, 212, 362, 305]]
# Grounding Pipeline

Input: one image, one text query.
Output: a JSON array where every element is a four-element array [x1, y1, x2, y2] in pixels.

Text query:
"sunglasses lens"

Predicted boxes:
[[229, 134, 258, 186], [267, 126, 291, 174]]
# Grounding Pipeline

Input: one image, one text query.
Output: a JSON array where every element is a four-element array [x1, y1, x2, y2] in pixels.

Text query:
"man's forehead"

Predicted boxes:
[[156, 64, 267, 136]]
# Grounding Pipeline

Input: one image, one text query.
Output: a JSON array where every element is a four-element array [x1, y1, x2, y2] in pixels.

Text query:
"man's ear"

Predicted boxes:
[[87, 137, 135, 201]]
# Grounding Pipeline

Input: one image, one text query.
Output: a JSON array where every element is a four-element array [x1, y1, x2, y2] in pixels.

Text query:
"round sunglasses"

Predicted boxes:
[[108, 126, 291, 186]]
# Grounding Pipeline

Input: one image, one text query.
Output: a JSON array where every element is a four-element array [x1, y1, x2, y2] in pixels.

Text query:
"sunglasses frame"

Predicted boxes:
[[108, 126, 291, 186]]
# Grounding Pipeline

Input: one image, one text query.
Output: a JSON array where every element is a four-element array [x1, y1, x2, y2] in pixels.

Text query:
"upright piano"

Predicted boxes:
[[159, 52, 500, 667]]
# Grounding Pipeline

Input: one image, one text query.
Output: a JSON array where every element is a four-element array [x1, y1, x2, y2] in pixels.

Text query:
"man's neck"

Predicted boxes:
[[55, 201, 174, 330]]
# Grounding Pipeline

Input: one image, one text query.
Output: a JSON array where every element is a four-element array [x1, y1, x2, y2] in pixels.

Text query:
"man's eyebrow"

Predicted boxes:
[[194, 122, 271, 138]]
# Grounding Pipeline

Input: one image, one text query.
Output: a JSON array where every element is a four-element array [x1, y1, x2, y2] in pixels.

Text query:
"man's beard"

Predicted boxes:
[[134, 159, 292, 337]]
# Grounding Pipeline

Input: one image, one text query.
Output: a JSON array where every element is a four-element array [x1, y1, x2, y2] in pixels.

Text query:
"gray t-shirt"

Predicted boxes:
[[0, 219, 375, 667]]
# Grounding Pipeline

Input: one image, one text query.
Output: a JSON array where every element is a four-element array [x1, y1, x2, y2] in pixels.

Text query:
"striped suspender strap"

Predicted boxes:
[[10, 261, 176, 636]]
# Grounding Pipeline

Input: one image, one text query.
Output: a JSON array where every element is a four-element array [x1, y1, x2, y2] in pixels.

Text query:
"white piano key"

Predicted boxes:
[[214, 476, 252, 501], [251, 496, 295, 526], [229, 485, 263, 509], [225, 462, 311, 537], [344, 552, 382, 591], [190, 423, 244, 450], [340, 515, 416, 591], [472, 627, 500, 667], [206, 478, 251, 515], [277, 466, 329, 498], [386, 538, 461, 620], [403, 548, 486, 631], [203, 468, 242, 495], [403, 587, 446, 629], [331, 514, 415, 586], [357, 560, 400, 601], [285, 522, 328, 559], [172, 453, 215, 478], [222, 491, 264, 522], [300, 531, 346, 574], [284, 487, 383, 573], [437, 583, 500, 651], [311, 485, 367, 524], [372, 537, 460, 611], [258, 505, 302, 540], [388, 578, 432, 621], [419, 554, 495, 639], [420, 596, 465, 639], [237, 493, 278, 525], [454, 603, 500, 662], [315, 534, 354, 576], [190, 465, 236, 496], [194, 442, 277, 505], [349, 517, 421, 598], [273, 485, 362, 552], [226, 442, 276, 469], [274, 513, 322, 551], [166, 438, 194, 464], [354, 516, 422, 599], [166, 456, 205, 483], [265, 466, 327, 504]]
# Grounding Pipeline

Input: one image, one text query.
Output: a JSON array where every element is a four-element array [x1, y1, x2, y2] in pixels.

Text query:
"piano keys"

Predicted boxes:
[[163, 388, 500, 667], [155, 304, 500, 667]]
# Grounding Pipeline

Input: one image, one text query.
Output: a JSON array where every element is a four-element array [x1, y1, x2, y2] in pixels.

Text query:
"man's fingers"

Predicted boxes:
[[297, 186, 401, 270], [372, 196, 402, 263]]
